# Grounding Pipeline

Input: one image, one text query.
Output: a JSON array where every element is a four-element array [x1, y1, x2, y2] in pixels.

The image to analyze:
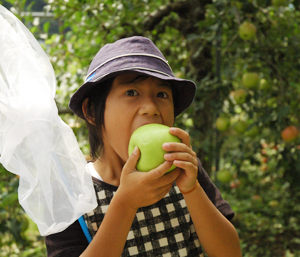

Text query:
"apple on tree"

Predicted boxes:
[[216, 116, 230, 132], [239, 21, 257, 40], [128, 124, 181, 172], [268, 200, 279, 208], [242, 72, 260, 89], [217, 169, 232, 183], [259, 78, 272, 91], [184, 118, 194, 128], [233, 89, 247, 105], [252, 195, 262, 203], [234, 120, 248, 134], [266, 97, 277, 108], [281, 125, 299, 142], [230, 180, 241, 189], [20, 216, 29, 233]]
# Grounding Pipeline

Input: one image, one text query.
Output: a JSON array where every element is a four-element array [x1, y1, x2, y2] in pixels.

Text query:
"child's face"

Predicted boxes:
[[102, 72, 175, 163]]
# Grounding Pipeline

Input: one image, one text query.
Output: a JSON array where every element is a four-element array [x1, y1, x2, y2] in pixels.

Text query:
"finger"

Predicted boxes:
[[154, 167, 181, 187], [156, 182, 175, 198], [173, 160, 198, 173], [123, 146, 140, 174], [169, 127, 191, 147], [146, 160, 174, 180], [163, 142, 197, 157], [145, 183, 174, 205], [164, 152, 198, 166]]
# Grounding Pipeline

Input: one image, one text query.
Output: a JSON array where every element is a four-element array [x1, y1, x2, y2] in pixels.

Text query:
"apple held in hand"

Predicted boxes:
[[128, 124, 181, 172]]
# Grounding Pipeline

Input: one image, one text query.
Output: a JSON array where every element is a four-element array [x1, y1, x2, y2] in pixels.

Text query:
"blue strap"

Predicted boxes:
[[78, 215, 92, 243]]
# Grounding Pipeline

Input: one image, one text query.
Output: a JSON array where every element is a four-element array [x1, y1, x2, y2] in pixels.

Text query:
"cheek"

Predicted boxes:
[[163, 106, 175, 127], [103, 109, 131, 157]]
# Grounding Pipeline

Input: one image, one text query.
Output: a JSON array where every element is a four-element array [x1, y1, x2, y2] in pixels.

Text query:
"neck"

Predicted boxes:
[[92, 147, 125, 187]]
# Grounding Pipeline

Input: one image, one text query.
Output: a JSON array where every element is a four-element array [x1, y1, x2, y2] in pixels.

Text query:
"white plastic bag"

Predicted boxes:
[[0, 5, 97, 236]]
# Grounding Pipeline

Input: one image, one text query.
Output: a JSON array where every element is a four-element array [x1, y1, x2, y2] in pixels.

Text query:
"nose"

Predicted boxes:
[[139, 96, 160, 117]]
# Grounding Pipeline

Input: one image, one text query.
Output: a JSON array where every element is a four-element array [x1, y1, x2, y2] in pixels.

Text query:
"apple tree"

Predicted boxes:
[[205, 1, 300, 255], [44, 0, 300, 255], [1, 0, 300, 255]]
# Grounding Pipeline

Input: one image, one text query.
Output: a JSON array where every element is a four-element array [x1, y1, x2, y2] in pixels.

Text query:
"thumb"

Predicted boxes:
[[123, 146, 140, 174]]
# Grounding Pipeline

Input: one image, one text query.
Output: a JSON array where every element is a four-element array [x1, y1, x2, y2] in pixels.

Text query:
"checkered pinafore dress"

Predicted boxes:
[[83, 178, 203, 257]]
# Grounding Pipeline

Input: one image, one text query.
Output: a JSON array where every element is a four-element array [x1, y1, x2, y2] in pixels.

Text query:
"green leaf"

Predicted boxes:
[[43, 21, 50, 33]]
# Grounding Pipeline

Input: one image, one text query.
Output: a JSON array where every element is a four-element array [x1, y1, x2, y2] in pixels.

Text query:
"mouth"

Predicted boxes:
[[141, 122, 162, 127], [132, 122, 162, 135]]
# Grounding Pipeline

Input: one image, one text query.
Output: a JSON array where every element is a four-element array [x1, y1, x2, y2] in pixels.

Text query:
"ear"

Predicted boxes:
[[82, 98, 96, 125]]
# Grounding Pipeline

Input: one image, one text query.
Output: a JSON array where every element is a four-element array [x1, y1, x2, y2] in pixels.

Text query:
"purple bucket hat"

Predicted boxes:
[[69, 36, 196, 119]]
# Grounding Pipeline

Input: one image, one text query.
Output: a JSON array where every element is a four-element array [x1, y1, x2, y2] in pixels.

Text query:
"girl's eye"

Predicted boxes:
[[157, 92, 168, 98], [126, 90, 139, 96]]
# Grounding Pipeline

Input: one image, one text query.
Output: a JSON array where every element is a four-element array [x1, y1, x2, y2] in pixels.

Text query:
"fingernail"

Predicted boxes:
[[163, 143, 170, 149], [164, 153, 171, 160], [133, 146, 138, 154]]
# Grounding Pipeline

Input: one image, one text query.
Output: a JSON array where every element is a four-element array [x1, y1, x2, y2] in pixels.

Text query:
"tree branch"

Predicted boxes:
[[144, 1, 191, 31]]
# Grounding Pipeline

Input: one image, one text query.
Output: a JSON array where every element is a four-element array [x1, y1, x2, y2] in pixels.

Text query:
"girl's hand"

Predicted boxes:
[[117, 146, 180, 211], [162, 127, 198, 193]]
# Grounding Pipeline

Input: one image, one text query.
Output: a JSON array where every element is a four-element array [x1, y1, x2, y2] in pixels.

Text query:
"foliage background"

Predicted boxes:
[[1, 0, 300, 256]]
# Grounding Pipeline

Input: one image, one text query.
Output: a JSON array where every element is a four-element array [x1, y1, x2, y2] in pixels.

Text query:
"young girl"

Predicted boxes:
[[45, 36, 242, 257]]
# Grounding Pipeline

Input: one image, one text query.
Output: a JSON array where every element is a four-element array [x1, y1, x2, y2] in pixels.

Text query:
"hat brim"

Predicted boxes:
[[69, 69, 196, 119]]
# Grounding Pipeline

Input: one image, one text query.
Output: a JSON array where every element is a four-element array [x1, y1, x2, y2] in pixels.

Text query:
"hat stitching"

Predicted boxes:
[[87, 53, 172, 78], [89, 67, 173, 83]]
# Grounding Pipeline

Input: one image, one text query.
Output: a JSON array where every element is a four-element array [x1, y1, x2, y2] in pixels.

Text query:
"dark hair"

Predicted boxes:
[[83, 79, 114, 160]]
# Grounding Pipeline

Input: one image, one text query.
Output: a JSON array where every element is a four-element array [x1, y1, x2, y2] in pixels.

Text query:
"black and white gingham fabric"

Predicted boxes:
[[83, 179, 203, 256]]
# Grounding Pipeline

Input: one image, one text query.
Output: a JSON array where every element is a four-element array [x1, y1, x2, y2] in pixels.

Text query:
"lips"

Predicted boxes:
[[131, 122, 158, 136], [140, 121, 162, 128]]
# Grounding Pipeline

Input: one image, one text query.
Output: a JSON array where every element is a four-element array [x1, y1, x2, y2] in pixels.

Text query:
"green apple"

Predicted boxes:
[[184, 118, 194, 128], [268, 200, 279, 207], [20, 216, 29, 232], [1, 192, 18, 207], [262, 127, 272, 137], [217, 170, 232, 183], [259, 78, 272, 91], [233, 89, 247, 105], [239, 21, 257, 40], [234, 120, 248, 134], [242, 72, 260, 89], [128, 124, 181, 172], [266, 97, 277, 108], [216, 117, 230, 132]]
